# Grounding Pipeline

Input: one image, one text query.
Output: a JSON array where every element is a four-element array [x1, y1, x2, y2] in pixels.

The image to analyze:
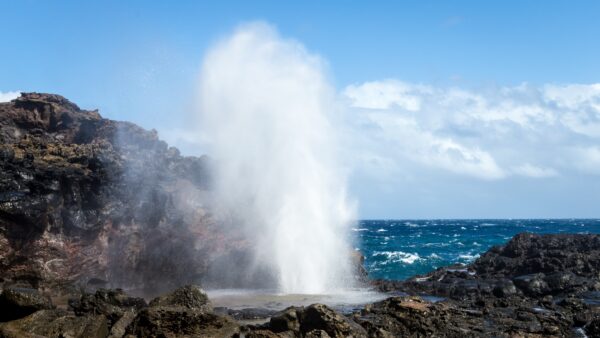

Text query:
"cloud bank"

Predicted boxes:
[[343, 80, 600, 180]]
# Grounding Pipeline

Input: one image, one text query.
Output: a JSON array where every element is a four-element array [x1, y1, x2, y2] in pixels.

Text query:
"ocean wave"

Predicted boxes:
[[352, 228, 369, 232], [372, 251, 421, 264], [457, 253, 480, 261], [376, 228, 387, 232]]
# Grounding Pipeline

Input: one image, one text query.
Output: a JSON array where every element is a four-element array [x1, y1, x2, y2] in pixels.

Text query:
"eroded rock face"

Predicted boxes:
[[0, 93, 227, 293]]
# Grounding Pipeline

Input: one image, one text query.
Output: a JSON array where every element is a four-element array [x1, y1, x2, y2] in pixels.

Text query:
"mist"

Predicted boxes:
[[198, 22, 357, 294]]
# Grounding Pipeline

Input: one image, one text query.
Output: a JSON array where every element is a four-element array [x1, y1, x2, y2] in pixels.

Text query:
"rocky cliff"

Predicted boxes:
[[0, 93, 222, 294]]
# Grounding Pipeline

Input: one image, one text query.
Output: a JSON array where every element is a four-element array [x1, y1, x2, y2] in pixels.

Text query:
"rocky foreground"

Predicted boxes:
[[0, 233, 599, 337], [2, 94, 600, 337]]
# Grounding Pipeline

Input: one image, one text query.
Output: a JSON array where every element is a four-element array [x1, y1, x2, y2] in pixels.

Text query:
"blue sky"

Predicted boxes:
[[1, 1, 599, 218]]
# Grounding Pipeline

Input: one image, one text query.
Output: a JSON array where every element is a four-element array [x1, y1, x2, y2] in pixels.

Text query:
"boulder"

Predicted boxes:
[[69, 288, 146, 324], [125, 285, 238, 337], [263, 304, 367, 338], [0, 287, 53, 322], [300, 304, 367, 338], [0, 309, 108, 338], [148, 284, 212, 311]]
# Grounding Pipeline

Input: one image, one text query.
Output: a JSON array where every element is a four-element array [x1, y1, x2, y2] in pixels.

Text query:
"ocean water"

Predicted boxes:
[[355, 219, 600, 281]]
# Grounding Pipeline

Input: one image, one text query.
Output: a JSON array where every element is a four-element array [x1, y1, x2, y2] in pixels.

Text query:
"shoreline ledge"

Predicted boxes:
[[1, 232, 599, 337]]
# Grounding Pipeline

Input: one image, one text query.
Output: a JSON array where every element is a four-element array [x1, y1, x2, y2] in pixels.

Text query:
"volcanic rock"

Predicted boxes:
[[0, 92, 224, 293], [125, 284, 238, 337], [0, 309, 108, 338], [0, 287, 53, 322]]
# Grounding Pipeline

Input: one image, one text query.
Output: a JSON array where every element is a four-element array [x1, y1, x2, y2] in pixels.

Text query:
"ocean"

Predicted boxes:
[[355, 219, 600, 281]]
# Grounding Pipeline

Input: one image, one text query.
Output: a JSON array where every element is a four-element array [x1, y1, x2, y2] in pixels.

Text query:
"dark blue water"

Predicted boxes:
[[355, 219, 600, 281]]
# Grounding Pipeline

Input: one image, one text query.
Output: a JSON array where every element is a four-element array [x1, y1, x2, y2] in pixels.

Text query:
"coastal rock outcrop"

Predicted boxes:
[[0, 93, 224, 294]]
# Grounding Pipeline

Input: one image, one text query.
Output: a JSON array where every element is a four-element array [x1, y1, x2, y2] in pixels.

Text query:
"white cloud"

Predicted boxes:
[[364, 113, 505, 180], [342, 80, 600, 180], [0, 91, 20, 102], [512, 164, 558, 178], [343, 80, 429, 111]]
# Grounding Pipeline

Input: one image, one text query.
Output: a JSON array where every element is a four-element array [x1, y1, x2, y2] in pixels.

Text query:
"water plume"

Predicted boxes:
[[198, 22, 356, 294]]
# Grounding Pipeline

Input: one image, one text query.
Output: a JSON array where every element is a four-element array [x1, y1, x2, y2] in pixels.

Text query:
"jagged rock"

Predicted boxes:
[[301, 304, 367, 338], [69, 288, 146, 324], [0, 93, 221, 293], [108, 309, 136, 338], [0, 309, 108, 338], [148, 284, 212, 312], [125, 285, 238, 337], [259, 304, 366, 338], [0, 287, 53, 322], [126, 307, 238, 337]]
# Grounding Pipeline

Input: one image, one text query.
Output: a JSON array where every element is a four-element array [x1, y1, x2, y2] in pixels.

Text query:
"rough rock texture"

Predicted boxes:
[[0, 93, 238, 294], [126, 285, 239, 338], [0, 309, 109, 338], [371, 233, 600, 337], [242, 303, 367, 338], [69, 288, 146, 325], [0, 287, 53, 321]]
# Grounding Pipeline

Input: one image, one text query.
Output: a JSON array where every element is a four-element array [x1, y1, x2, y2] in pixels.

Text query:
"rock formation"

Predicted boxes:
[[0, 93, 218, 294]]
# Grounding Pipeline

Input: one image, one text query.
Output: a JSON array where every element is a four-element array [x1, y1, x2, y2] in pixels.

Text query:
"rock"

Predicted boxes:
[[108, 309, 136, 338], [300, 304, 367, 338], [256, 304, 366, 338], [585, 317, 600, 337], [126, 306, 238, 337], [0, 309, 108, 338], [69, 288, 146, 324], [148, 284, 212, 312], [218, 307, 278, 320], [512, 274, 549, 296], [269, 307, 301, 333], [492, 279, 518, 298], [0, 287, 53, 321], [125, 285, 237, 337], [0, 93, 219, 293]]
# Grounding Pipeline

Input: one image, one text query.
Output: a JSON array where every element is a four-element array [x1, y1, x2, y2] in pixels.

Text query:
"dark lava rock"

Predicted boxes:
[[0, 287, 53, 322], [585, 316, 600, 337], [69, 288, 146, 324], [0, 309, 108, 338], [0, 93, 230, 293], [368, 233, 600, 336], [126, 285, 238, 337], [251, 303, 367, 338], [218, 307, 278, 320], [301, 304, 367, 338], [148, 284, 212, 312]]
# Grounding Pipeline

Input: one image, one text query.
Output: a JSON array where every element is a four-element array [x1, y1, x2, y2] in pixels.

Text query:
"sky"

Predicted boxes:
[[1, 1, 599, 218]]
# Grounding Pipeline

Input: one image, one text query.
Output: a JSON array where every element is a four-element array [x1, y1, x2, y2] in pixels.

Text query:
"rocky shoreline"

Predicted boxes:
[[1, 94, 600, 337], [1, 233, 599, 337]]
